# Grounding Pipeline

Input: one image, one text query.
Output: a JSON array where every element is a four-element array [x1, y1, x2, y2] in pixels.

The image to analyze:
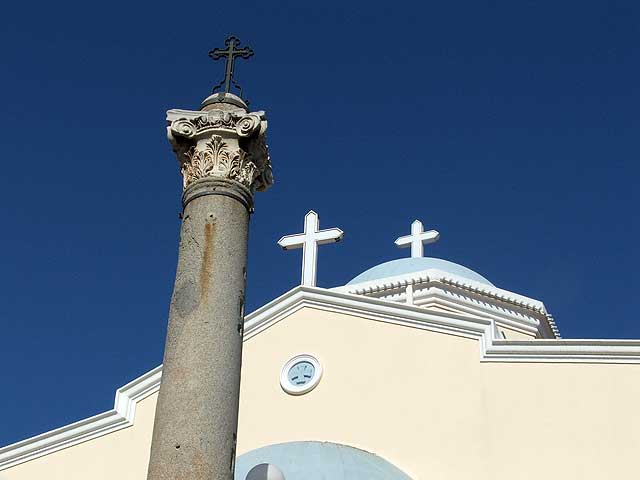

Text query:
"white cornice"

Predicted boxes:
[[413, 288, 540, 336], [331, 268, 561, 338], [333, 269, 546, 312], [2, 286, 639, 471]]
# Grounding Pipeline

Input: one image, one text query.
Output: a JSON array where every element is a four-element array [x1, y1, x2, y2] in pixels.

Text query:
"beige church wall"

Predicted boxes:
[[237, 307, 493, 480], [1, 394, 158, 480], [237, 307, 640, 480], [481, 362, 640, 479], [3, 304, 639, 480], [499, 325, 536, 340]]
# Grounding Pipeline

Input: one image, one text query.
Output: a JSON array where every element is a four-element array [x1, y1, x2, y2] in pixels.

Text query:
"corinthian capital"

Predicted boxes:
[[166, 103, 273, 194]]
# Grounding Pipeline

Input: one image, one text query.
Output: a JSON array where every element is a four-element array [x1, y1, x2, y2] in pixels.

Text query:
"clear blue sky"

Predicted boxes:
[[1, 0, 638, 446]]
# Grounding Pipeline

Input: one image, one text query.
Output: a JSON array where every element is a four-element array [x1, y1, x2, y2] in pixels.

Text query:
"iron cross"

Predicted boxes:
[[209, 35, 254, 94]]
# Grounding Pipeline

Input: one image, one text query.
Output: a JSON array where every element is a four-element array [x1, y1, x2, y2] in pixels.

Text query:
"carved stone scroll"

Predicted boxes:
[[166, 107, 272, 194]]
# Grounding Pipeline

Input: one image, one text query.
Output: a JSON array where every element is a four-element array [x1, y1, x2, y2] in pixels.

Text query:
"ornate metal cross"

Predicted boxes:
[[209, 35, 254, 95]]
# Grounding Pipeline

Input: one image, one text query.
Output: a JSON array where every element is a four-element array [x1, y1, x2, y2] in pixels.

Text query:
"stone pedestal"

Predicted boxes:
[[147, 93, 272, 480]]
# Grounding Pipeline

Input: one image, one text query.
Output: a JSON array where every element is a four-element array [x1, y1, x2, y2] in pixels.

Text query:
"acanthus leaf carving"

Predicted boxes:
[[167, 108, 272, 194], [180, 135, 259, 190]]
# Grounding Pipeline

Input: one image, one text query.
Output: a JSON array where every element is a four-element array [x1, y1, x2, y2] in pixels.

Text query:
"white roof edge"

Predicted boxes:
[[0, 366, 161, 471], [2, 286, 638, 470], [331, 268, 560, 337], [333, 268, 546, 312]]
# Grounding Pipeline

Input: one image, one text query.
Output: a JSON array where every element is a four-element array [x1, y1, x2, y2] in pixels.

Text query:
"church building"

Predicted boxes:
[[1, 210, 639, 479], [1, 38, 639, 480]]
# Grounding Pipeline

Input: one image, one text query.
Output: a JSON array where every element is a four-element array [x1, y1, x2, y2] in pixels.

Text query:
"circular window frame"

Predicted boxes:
[[280, 354, 323, 395]]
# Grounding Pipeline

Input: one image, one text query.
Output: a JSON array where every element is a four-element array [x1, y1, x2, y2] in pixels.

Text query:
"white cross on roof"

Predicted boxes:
[[394, 220, 440, 258], [277, 210, 344, 287]]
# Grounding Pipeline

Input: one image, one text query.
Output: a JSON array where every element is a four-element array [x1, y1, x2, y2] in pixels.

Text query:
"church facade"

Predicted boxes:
[[1, 216, 639, 479]]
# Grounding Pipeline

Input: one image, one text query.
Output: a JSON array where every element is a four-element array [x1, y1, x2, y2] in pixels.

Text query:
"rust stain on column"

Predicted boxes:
[[200, 221, 215, 303]]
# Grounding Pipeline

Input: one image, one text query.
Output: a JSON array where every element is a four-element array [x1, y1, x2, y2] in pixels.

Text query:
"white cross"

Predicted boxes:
[[277, 210, 344, 287], [394, 220, 440, 258]]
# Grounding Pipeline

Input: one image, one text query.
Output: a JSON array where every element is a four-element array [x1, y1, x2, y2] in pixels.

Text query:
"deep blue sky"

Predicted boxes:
[[1, 0, 638, 446]]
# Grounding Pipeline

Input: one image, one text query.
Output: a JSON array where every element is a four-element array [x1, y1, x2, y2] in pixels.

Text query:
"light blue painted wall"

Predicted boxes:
[[235, 441, 412, 480], [347, 257, 494, 286]]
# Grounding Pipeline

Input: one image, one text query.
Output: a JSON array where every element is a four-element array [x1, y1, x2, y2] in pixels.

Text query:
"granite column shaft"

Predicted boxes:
[[147, 95, 272, 480]]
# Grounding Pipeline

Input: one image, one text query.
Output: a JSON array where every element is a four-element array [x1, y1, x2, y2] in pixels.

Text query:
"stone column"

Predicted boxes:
[[147, 92, 272, 480]]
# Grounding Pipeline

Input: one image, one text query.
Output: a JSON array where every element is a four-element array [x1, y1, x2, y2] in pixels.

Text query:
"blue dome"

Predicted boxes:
[[347, 257, 493, 286], [235, 441, 412, 480]]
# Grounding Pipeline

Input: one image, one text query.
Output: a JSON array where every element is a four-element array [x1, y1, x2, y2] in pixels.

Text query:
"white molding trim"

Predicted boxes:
[[346, 282, 542, 337], [2, 285, 640, 470], [0, 366, 161, 471], [331, 268, 561, 338], [244, 287, 640, 365], [413, 289, 540, 337], [333, 268, 545, 311]]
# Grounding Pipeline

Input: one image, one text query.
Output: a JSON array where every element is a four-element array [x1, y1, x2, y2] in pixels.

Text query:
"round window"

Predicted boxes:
[[280, 354, 322, 395]]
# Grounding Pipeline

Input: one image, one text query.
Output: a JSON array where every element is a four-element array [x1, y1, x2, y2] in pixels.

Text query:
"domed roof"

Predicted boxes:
[[347, 257, 493, 286], [235, 441, 412, 480]]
